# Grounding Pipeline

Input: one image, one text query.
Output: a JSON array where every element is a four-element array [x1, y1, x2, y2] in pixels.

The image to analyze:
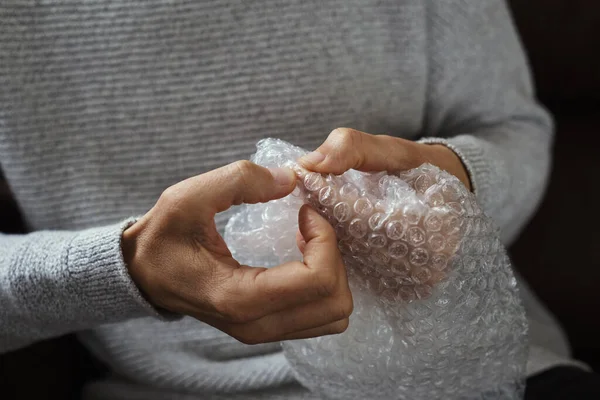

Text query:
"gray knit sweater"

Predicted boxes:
[[0, 1, 582, 399]]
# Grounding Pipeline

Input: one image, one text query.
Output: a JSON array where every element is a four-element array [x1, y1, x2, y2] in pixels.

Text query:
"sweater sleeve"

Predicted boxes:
[[419, 0, 554, 245], [0, 219, 170, 353]]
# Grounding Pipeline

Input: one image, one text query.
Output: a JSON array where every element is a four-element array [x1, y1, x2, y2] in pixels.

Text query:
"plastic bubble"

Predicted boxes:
[[225, 138, 527, 400], [333, 202, 352, 222]]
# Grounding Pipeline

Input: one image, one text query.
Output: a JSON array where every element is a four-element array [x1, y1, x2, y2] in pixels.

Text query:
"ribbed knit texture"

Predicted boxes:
[[0, 1, 578, 399]]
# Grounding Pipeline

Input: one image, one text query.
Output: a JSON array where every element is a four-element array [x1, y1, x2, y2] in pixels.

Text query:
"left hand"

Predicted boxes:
[[298, 128, 471, 191]]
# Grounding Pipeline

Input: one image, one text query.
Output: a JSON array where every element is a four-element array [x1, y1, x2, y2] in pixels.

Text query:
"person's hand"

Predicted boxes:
[[122, 161, 353, 344], [298, 128, 471, 191], [297, 128, 471, 301]]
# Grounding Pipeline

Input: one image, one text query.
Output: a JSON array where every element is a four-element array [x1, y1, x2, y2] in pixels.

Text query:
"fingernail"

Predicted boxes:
[[269, 167, 296, 186], [300, 151, 325, 166]]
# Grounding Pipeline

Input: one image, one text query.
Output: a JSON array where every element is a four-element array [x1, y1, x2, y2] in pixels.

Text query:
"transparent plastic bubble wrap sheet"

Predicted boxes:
[[224, 139, 528, 400]]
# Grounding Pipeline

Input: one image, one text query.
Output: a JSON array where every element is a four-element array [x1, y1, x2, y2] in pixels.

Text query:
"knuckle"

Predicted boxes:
[[340, 294, 354, 318], [213, 295, 248, 323], [233, 332, 262, 345], [330, 296, 353, 321], [157, 185, 192, 221], [227, 310, 250, 324], [330, 306, 347, 322], [230, 160, 261, 201], [232, 160, 258, 181], [229, 325, 271, 345], [334, 318, 350, 334], [328, 128, 364, 169], [228, 160, 258, 205], [329, 127, 356, 145], [234, 311, 257, 324], [188, 229, 209, 251], [159, 185, 184, 208], [314, 269, 338, 298]]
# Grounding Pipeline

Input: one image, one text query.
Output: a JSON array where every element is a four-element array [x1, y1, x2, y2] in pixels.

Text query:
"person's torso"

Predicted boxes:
[[0, 0, 427, 233], [0, 0, 428, 395]]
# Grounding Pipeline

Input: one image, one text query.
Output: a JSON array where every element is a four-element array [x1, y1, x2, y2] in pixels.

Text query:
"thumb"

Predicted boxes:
[[298, 205, 340, 268]]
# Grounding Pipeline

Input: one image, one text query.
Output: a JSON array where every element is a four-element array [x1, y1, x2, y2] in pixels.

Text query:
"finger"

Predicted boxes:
[[170, 160, 296, 215], [298, 128, 422, 174], [216, 318, 350, 345], [224, 293, 353, 344], [280, 318, 350, 341], [211, 206, 345, 322], [298, 205, 344, 274], [296, 229, 306, 254]]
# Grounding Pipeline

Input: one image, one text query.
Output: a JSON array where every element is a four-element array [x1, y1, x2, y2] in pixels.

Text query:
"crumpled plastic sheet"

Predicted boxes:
[[225, 138, 528, 400]]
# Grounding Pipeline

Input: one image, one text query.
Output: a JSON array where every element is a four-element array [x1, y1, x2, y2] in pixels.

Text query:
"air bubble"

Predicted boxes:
[[226, 139, 527, 400], [407, 227, 426, 246], [424, 213, 444, 232], [386, 220, 405, 240], [304, 172, 325, 191], [333, 202, 352, 222], [372, 250, 391, 266], [340, 182, 360, 198], [410, 248, 430, 267], [398, 286, 416, 302], [319, 186, 337, 206], [411, 265, 432, 283], [349, 218, 368, 238], [403, 204, 423, 225], [389, 241, 409, 259], [414, 174, 432, 193], [431, 254, 449, 271], [369, 213, 386, 230], [354, 198, 374, 216], [368, 233, 387, 248], [428, 233, 446, 252]]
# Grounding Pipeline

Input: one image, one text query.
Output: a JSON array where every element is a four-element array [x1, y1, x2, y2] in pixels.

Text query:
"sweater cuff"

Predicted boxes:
[[418, 135, 494, 210], [67, 218, 179, 322]]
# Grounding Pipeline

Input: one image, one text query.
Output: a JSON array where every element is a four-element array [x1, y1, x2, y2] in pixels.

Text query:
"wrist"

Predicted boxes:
[[415, 142, 472, 191], [121, 217, 154, 304]]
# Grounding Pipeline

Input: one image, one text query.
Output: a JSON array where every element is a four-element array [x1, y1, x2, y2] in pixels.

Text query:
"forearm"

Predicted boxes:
[[422, 0, 554, 244], [420, 120, 552, 244], [0, 219, 161, 353]]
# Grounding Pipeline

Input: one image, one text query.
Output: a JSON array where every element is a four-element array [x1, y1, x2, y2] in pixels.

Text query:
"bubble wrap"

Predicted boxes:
[[225, 138, 528, 400]]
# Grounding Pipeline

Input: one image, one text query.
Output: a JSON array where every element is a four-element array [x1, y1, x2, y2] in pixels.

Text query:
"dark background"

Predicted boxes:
[[508, 0, 600, 369], [1, 1, 600, 398]]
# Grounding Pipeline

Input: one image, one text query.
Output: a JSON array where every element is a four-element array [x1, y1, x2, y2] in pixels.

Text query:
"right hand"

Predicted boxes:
[[122, 160, 353, 344]]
